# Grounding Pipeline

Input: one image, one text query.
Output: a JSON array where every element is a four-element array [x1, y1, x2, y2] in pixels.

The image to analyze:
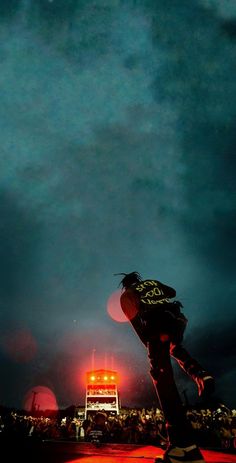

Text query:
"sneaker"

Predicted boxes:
[[155, 444, 205, 463], [195, 373, 215, 397]]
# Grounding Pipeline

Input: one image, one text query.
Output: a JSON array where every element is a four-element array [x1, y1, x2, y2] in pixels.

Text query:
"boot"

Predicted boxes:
[[155, 444, 205, 463]]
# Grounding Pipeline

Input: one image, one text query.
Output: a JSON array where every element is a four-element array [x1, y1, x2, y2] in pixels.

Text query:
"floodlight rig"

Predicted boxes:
[[85, 369, 120, 418]]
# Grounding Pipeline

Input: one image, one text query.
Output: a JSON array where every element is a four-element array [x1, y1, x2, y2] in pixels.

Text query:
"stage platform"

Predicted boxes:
[[38, 441, 236, 463], [2, 438, 236, 462]]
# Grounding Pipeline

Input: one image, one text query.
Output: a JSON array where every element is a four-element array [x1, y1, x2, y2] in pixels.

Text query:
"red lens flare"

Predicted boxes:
[[0, 328, 37, 363], [23, 386, 58, 413], [107, 290, 128, 323]]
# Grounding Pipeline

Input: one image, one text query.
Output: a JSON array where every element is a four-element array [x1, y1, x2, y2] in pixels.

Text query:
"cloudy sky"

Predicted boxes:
[[0, 0, 236, 412]]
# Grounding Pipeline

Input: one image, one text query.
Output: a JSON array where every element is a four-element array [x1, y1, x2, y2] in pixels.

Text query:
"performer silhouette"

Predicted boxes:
[[118, 271, 214, 463]]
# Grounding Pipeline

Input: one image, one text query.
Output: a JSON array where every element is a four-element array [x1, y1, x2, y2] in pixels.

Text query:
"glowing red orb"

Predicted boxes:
[[23, 386, 58, 412], [107, 290, 128, 323]]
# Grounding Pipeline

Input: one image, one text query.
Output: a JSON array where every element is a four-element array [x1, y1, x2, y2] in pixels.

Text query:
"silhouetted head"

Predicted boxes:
[[115, 272, 142, 289]]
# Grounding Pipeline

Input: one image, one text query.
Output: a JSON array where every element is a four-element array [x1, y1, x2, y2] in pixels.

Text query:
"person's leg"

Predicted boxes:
[[148, 339, 194, 447], [170, 343, 214, 397], [148, 339, 206, 462]]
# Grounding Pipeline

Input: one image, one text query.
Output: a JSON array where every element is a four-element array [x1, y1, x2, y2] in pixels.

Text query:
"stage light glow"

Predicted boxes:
[[107, 290, 128, 323], [66, 445, 165, 462], [90, 375, 95, 381], [104, 375, 108, 380], [66, 448, 236, 463], [23, 386, 58, 413]]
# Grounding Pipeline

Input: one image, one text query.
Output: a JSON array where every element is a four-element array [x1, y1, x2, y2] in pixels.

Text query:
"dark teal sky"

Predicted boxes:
[[0, 0, 236, 410]]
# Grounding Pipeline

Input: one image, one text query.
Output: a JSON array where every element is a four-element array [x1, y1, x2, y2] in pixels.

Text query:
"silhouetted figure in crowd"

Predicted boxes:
[[88, 411, 108, 445], [118, 271, 215, 463]]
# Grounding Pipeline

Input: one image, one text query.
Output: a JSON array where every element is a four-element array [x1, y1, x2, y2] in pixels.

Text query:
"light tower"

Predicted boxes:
[[85, 369, 120, 418]]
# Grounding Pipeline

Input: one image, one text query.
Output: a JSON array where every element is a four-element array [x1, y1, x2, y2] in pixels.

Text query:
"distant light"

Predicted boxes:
[[90, 376, 95, 381], [110, 375, 115, 380], [104, 376, 108, 380]]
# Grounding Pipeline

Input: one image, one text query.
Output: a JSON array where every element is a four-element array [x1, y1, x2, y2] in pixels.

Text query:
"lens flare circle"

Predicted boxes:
[[23, 386, 58, 412], [107, 290, 128, 323]]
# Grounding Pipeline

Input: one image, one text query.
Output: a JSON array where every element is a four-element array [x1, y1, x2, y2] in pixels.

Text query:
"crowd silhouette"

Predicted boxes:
[[0, 404, 235, 451]]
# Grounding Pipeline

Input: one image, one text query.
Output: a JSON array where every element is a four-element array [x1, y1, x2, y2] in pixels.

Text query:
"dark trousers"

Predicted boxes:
[[147, 339, 203, 447]]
